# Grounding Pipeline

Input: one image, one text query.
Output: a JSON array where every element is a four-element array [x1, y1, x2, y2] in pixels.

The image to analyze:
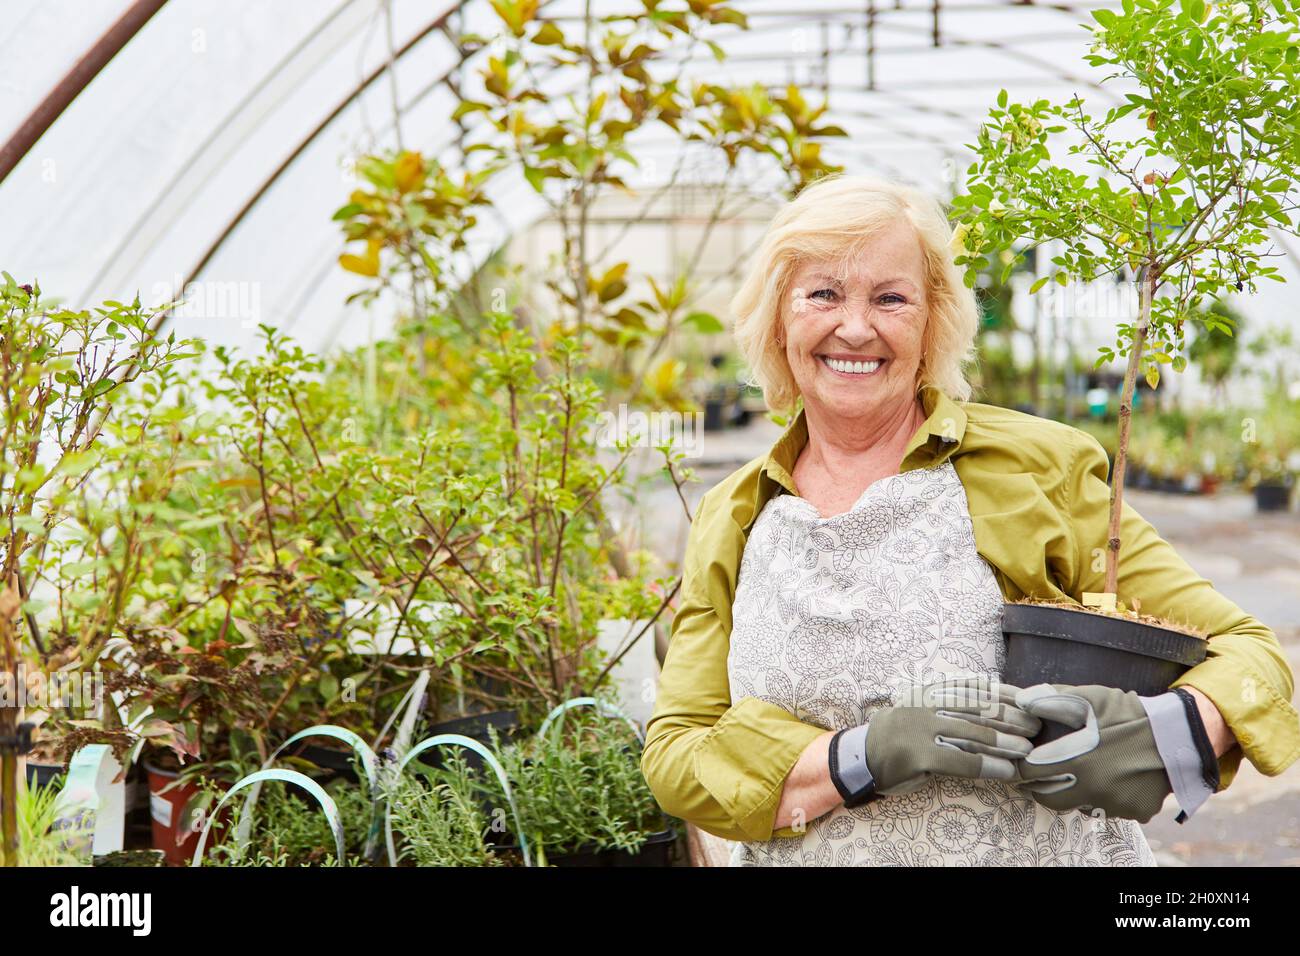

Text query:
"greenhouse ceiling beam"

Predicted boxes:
[[658, 15, 1119, 105], [0, 0, 169, 185], [614, 0, 1123, 18], [81, 0, 367, 304], [152, 5, 467, 334]]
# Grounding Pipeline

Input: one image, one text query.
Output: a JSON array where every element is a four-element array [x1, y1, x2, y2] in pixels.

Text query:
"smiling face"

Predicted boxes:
[[782, 216, 930, 426]]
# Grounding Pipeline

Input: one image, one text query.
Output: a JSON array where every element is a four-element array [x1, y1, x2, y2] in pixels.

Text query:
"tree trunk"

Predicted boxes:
[[0, 711, 16, 867], [1104, 265, 1157, 596]]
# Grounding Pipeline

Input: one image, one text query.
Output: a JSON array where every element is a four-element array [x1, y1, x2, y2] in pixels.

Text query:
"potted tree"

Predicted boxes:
[[1243, 328, 1300, 511], [950, 0, 1300, 701], [1243, 393, 1298, 511]]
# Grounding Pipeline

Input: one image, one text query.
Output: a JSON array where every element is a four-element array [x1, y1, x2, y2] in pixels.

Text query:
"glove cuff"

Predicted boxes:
[[1171, 687, 1221, 792], [828, 723, 879, 809], [1138, 690, 1218, 824]]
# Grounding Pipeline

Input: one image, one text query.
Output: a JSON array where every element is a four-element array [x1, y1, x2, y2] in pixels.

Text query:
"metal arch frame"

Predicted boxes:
[[78, 0, 368, 304], [651, 10, 1124, 105], [145, 5, 468, 333], [8, 0, 1131, 336], [0, 0, 169, 184]]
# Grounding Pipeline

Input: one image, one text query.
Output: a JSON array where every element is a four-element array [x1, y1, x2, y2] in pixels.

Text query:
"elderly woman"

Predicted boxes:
[[641, 174, 1300, 867]]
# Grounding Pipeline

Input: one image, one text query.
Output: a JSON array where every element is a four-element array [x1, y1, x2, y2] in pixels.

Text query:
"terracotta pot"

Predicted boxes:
[[144, 762, 213, 866]]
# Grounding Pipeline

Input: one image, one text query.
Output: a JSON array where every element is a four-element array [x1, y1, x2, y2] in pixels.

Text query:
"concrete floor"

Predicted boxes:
[[618, 416, 1300, 866]]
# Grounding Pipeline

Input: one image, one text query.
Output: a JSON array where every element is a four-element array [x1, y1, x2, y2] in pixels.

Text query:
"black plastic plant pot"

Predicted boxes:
[[492, 825, 679, 868], [94, 849, 166, 868], [24, 761, 63, 790], [1000, 602, 1207, 744], [417, 709, 521, 773], [703, 399, 726, 432], [1254, 481, 1292, 513], [283, 741, 361, 784]]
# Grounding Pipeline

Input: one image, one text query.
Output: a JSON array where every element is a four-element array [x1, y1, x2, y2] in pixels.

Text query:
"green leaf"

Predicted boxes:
[[13, 515, 44, 535], [682, 311, 724, 334], [86, 377, 115, 399], [997, 89, 1008, 109], [522, 165, 546, 193]]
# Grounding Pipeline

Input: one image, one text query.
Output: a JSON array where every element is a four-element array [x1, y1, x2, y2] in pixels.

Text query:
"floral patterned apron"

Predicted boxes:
[[726, 460, 1156, 866]]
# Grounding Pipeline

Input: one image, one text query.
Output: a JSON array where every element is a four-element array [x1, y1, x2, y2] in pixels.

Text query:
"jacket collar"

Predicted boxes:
[[757, 383, 968, 501]]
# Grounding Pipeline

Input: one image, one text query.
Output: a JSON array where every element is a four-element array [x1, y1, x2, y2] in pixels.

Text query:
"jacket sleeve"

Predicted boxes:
[[640, 488, 830, 842], [1058, 429, 1300, 791]]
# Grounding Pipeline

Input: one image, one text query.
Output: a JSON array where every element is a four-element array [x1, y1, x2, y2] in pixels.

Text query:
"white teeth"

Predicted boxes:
[[823, 357, 882, 375]]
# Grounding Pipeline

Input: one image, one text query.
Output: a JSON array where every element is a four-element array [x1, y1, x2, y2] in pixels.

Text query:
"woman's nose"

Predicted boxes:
[[834, 305, 878, 347]]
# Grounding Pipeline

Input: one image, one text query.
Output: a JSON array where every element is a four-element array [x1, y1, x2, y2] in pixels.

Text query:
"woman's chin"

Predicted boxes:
[[812, 387, 887, 419]]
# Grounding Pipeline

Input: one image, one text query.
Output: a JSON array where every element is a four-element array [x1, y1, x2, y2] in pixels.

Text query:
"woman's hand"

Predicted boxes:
[[1011, 683, 1225, 823], [849, 676, 1041, 797], [775, 676, 1041, 831]]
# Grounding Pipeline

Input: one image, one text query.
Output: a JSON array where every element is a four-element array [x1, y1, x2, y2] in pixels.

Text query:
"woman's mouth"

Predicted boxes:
[[819, 356, 885, 377]]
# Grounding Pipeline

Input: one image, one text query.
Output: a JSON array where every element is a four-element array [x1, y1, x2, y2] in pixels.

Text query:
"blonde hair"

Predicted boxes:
[[730, 173, 979, 413]]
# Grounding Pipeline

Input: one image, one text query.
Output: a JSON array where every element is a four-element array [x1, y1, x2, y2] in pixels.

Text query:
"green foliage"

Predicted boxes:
[[1186, 299, 1245, 391], [16, 778, 92, 867], [387, 752, 504, 868], [203, 778, 373, 867], [486, 708, 662, 858], [1240, 389, 1300, 483], [949, 0, 1300, 591], [333, 1, 845, 409], [0, 275, 205, 863], [951, 0, 1300, 379]]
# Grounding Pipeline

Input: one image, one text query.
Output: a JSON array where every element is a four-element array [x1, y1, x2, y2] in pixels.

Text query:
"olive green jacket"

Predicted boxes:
[[641, 384, 1300, 842]]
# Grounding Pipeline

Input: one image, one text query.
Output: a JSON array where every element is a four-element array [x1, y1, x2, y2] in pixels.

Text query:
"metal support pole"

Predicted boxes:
[[0, 0, 169, 185]]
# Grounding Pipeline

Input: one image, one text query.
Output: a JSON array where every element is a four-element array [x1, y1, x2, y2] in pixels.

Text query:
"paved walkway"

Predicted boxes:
[[621, 417, 1300, 866], [1122, 490, 1300, 866]]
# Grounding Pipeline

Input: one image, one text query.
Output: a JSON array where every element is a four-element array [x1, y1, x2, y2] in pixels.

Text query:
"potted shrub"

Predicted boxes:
[[1243, 409, 1297, 512], [200, 777, 373, 867], [385, 751, 508, 868], [0, 277, 201, 867], [485, 705, 677, 867], [950, 0, 1300, 703]]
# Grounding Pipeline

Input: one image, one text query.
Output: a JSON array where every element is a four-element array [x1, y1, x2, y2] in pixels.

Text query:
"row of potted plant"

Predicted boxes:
[[188, 700, 675, 867], [1070, 395, 1299, 509]]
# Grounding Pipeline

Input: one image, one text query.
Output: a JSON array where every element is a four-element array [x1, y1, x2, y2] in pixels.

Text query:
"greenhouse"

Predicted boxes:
[[2, 0, 1299, 902]]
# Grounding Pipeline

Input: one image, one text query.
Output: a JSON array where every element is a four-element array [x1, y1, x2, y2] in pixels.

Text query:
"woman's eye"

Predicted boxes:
[[810, 289, 836, 301], [880, 293, 905, 304]]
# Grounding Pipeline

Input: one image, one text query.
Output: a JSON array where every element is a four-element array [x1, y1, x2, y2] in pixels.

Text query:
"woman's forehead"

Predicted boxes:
[[791, 227, 925, 283], [792, 260, 923, 291]]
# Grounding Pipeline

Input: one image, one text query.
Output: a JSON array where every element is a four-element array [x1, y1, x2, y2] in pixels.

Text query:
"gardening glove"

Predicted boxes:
[[1011, 684, 1220, 824], [829, 675, 1041, 805]]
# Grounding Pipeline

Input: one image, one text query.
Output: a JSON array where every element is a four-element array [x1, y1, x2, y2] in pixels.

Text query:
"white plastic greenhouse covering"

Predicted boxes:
[[2, 0, 1296, 357]]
